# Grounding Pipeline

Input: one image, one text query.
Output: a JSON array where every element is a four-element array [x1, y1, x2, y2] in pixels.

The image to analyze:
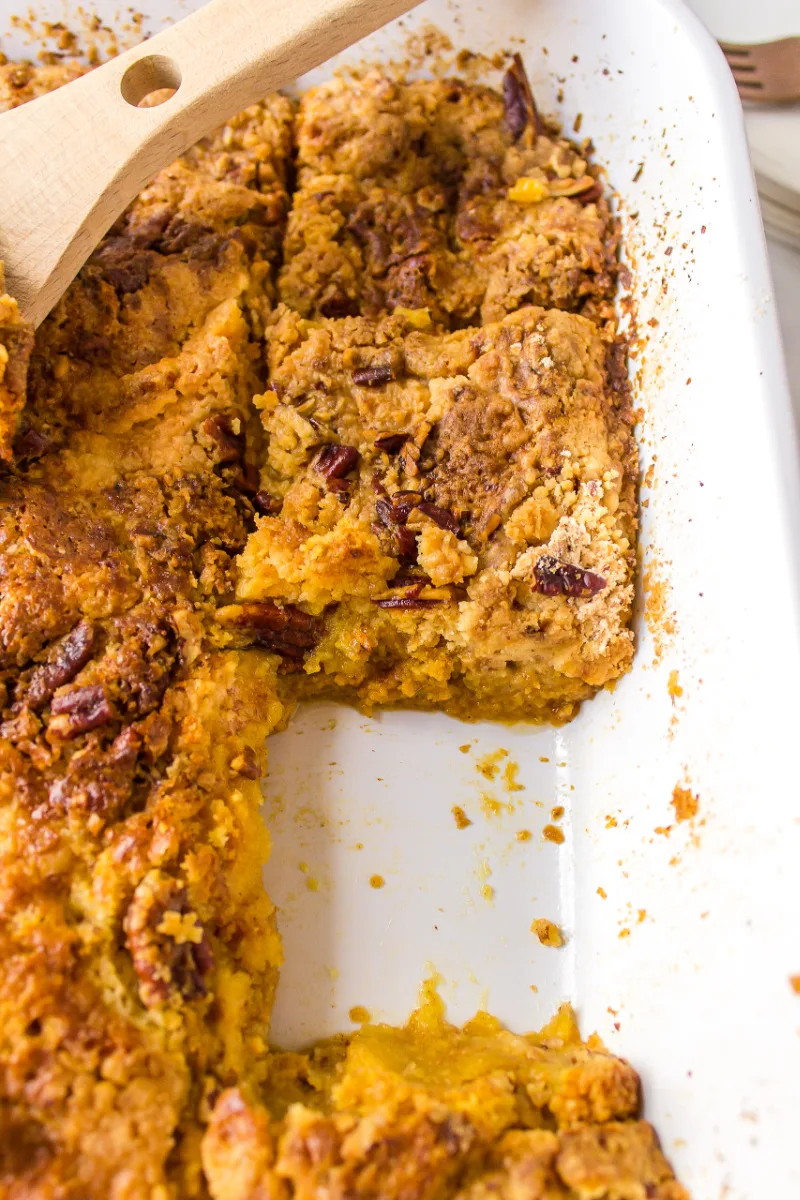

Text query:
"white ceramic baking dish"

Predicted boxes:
[[3, 1, 800, 1195]]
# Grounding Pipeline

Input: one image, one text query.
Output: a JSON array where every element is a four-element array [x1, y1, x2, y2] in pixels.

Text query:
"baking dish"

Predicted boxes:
[[3, 1, 799, 1196]]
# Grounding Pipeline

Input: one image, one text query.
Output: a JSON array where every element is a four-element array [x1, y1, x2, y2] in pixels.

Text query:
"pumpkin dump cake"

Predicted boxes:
[[0, 58, 682, 1200]]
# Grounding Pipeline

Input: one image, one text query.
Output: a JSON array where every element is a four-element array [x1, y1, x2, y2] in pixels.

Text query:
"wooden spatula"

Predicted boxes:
[[0, 0, 420, 326]]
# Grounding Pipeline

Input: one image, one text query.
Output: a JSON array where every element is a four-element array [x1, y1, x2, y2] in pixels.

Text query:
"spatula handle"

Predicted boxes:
[[0, 0, 420, 324]]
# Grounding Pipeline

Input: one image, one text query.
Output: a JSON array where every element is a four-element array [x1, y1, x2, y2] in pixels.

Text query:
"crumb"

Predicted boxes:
[[452, 804, 472, 829], [531, 918, 565, 947], [672, 784, 699, 822]]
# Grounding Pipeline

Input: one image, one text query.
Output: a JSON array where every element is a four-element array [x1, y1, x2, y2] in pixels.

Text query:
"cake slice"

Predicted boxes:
[[202, 994, 688, 1200], [233, 302, 635, 722], [279, 62, 618, 329]]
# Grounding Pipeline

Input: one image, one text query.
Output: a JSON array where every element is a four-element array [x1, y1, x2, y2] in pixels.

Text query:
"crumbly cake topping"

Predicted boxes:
[[279, 68, 617, 331], [0, 58, 683, 1200], [234, 302, 635, 720]]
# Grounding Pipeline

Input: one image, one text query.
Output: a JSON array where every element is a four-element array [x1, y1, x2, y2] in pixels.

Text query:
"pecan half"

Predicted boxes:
[[25, 620, 98, 710], [125, 872, 213, 1008], [503, 53, 545, 139], [533, 554, 607, 598], [417, 500, 460, 535], [313, 444, 360, 482], [352, 365, 394, 388], [374, 433, 409, 454], [49, 684, 114, 737], [203, 413, 244, 464], [217, 601, 321, 660]]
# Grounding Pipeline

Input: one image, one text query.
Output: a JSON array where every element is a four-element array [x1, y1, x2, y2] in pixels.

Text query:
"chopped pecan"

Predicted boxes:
[[375, 495, 420, 560], [374, 433, 409, 454], [231, 745, 261, 780], [203, 413, 244, 464], [388, 569, 431, 589], [352, 365, 394, 388], [374, 597, 443, 610], [319, 288, 357, 319], [49, 684, 113, 737], [230, 461, 260, 496], [577, 180, 604, 206], [380, 490, 423, 525], [102, 253, 152, 294], [48, 725, 141, 820], [394, 525, 418, 559], [371, 473, 388, 497], [313, 444, 360, 482], [217, 601, 321, 660], [12, 425, 51, 462], [605, 341, 628, 398], [25, 620, 98, 710], [252, 490, 282, 516], [503, 53, 546, 139], [417, 501, 460, 535], [533, 554, 607, 598]]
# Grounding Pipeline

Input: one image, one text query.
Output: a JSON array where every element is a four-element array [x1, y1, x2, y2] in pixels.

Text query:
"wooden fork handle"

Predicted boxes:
[[0, 0, 420, 324]]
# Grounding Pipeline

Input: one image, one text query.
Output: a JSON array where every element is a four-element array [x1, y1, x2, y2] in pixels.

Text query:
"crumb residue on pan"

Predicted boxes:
[[452, 803, 473, 829], [476, 748, 509, 780], [531, 917, 565, 947], [671, 783, 699, 823], [4, 9, 152, 65], [643, 559, 678, 665]]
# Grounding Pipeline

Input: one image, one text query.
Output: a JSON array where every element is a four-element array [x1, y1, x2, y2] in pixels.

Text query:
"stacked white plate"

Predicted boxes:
[[689, 0, 800, 250]]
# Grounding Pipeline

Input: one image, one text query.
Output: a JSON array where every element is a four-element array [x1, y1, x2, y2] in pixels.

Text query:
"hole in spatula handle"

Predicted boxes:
[[121, 54, 182, 108]]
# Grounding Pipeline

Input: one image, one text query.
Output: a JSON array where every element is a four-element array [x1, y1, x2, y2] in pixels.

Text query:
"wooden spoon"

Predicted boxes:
[[0, 0, 420, 326]]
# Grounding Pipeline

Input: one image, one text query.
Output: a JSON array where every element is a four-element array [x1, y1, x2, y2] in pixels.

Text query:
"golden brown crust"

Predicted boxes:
[[0, 283, 34, 462], [201, 998, 686, 1200], [235, 303, 636, 720], [279, 69, 618, 329], [0, 68, 294, 1198], [205, 1103, 688, 1200]]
